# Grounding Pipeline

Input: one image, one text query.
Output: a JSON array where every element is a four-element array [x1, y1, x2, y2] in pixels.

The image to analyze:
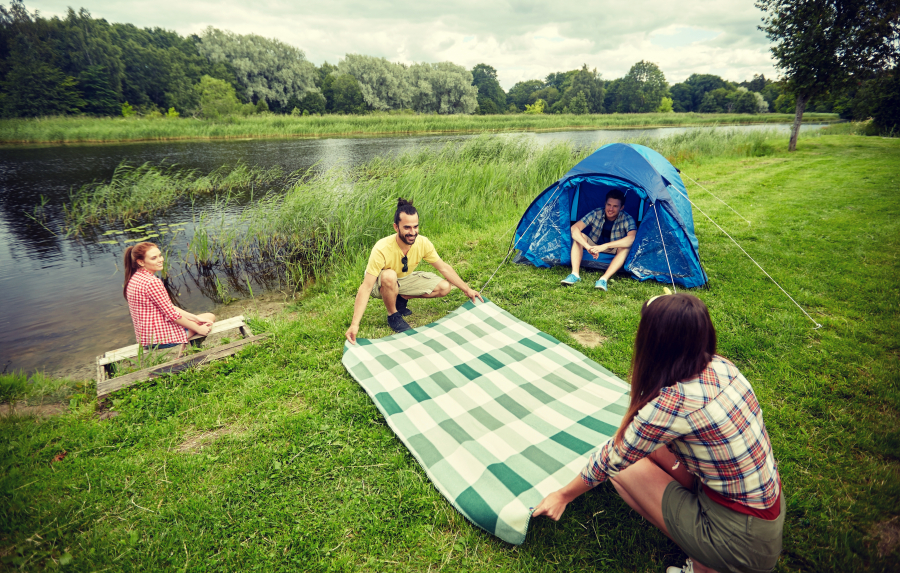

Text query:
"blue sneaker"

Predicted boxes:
[[595, 278, 608, 291], [560, 273, 581, 286]]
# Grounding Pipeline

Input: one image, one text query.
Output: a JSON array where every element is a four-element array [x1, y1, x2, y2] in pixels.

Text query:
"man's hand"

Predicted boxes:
[[465, 288, 484, 304], [588, 244, 610, 258], [345, 325, 359, 345]]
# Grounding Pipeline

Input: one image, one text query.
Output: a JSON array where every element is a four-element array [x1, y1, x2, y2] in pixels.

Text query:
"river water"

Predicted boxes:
[[0, 123, 829, 376]]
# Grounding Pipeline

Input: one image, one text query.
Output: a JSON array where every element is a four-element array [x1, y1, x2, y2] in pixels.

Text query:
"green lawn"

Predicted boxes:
[[0, 112, 839, 145], [1, 133, 897, 572]]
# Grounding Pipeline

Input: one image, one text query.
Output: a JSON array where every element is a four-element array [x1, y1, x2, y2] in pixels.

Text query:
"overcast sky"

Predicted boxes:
[[25, 0, 778, 90]]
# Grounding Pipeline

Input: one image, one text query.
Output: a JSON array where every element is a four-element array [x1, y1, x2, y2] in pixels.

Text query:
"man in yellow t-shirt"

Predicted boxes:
[[345, 198, 483, 343]]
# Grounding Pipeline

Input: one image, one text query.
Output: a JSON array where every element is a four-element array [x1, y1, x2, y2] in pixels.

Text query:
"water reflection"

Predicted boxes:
[[0, 123, 829, 374]]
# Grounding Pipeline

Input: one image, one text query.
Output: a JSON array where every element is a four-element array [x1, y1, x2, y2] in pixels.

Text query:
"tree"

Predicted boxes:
[[78, 64, 119, 115], [471, 63, 506, 114], [529, 86, 560, 111], [563, 64, 605, 113], [873, 67, 900, 131], [757, 0, 900, 150], [339, 54, 410, 110], [566, 92, 589, 114], [328, 73, 367, 114], [524, 99, 545, 114], [658, 96, 674, 113], [198, 27, 319, 111], [1, 61, 83, 117], [507, 79, 544, 111], [406, 62, 477, 114], [668, 74, 727, 112], [193, 74, 240, 118], [615, 61, 668, 113]]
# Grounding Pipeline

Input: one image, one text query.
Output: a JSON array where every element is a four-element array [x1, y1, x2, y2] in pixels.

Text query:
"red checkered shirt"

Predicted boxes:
[[582, 356, 781, 510], [125, 269, 187, 346]]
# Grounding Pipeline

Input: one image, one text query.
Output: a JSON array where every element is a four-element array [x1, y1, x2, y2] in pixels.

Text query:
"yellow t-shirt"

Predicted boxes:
[[365, 234, 440, 279]]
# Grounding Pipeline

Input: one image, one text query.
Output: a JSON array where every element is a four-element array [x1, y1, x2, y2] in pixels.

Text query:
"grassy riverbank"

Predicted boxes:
[[2, 132, 898, 572], [0, 112, 840, 145]]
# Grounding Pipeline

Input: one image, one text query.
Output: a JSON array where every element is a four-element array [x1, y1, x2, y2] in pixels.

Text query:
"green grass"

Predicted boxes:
[[0, 112, 840, 145], [62, 161, 284, 236], [1, 132, 898, 572]]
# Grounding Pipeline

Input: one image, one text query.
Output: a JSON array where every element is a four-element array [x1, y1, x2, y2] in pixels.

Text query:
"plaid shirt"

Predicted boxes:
[[580, 209, 636, 244], [125, 269, 187, 346], [582, 356, 781, 510]]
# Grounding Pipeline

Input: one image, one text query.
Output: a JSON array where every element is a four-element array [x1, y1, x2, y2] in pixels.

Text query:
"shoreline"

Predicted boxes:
[[0, 114, 841, 147]]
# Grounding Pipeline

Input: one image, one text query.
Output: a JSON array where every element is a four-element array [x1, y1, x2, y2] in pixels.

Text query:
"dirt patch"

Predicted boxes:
[[0, 402, 67, 418], [570, 330, 608, 348], [176, 427, 238, 454], [872, 516, 900, 557]]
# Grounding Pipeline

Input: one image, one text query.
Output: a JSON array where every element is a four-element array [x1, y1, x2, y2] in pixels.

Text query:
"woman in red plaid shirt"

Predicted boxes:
[[124, 242, 215, 350], [534, 293, 784, 573]]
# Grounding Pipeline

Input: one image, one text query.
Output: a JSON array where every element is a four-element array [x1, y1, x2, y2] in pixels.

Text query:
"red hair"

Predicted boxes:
[[614, 293, 717, 445], [123, 242, 158, 299]]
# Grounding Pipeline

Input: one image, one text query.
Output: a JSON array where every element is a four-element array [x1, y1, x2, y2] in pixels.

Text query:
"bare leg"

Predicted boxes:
[[611, 448, 717, 573], [185, 312, 217, 338], [379, 270, 399, 314], [599, 247, 630, 282], [570, 238, 584, 277]]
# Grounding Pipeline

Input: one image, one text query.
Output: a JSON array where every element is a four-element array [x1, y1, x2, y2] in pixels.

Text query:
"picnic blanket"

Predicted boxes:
[[341, 300, 631, 544]]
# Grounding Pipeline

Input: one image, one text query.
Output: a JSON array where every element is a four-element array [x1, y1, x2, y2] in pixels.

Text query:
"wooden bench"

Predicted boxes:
[[95, 333, 270, 398], [96, 315, 254, 384]]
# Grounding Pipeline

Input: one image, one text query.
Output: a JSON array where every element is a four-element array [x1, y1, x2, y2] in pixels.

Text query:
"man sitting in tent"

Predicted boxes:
[[345, 198, 483, 343], [560, 189, 637, 291]]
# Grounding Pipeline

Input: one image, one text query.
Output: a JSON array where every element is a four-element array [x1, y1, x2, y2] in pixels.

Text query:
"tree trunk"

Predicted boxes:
[[789, 94, 810, 152]]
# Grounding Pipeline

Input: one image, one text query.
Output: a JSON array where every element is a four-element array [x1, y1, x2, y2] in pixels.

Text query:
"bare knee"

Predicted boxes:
[[432, 281, 451, 297], [380, 269, 398, 288]]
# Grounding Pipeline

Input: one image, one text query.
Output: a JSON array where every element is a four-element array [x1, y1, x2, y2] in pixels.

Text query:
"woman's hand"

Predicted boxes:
[[532, 490, 571, 522], [531, 474, 594, 522]]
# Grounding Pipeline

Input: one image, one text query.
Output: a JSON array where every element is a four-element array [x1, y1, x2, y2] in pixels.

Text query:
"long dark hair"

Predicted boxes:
[[123, 242, 158, 299], [614, 293, 717, 445]]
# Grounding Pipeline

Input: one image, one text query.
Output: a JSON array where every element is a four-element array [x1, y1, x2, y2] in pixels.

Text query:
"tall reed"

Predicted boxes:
[[62, 161, 283, 236]]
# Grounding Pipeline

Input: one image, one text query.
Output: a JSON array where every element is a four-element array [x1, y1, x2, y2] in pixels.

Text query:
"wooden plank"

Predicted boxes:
[[98, 316, 248, 366], [96, 333, 270, 398], [188, 315, 246, 341]]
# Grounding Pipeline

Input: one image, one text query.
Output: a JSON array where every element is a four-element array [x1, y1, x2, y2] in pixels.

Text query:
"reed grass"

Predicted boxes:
[[187, 128, 787, 298], [62, 161, 283, 236], [0, 112, 840, 145]]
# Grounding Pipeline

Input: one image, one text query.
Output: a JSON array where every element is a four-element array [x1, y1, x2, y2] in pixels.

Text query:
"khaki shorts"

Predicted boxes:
[[581, 234, 623, 255], [662, 481, 785, 573], [370, 271, 444, 299]]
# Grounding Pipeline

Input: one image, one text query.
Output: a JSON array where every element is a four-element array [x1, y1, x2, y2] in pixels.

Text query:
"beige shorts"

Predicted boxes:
[[370, 271, 444, 299], [580, 234, 622, 255], [662, 481, 785, 573]]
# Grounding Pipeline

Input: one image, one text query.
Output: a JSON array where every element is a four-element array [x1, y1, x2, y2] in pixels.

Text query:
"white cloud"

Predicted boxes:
[[25, 0, 778, 88]]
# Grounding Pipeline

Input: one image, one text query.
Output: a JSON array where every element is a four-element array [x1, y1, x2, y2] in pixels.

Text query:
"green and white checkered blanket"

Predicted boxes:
[[342, 300, 630, 545]]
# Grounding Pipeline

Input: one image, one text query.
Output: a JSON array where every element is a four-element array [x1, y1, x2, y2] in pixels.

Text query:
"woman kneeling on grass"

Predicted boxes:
[[533, 293, 784, 573], [124, 242, 215, 352]]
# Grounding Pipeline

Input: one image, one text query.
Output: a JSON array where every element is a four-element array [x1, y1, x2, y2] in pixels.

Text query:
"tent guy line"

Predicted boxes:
[[681, 171, 752, 226], [652, 202, 678, 293], [668, 184, 823, 329]]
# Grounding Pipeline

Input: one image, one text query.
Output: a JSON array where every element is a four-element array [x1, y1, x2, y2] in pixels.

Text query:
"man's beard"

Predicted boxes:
[[401, 233, 418, 245]]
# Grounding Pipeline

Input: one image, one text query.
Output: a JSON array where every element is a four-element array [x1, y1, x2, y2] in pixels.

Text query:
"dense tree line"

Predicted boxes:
[[1, 0, 895, 127]]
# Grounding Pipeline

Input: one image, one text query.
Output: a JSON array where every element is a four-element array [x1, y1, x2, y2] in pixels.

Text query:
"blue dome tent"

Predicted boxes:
[[513, 143, 708, 289]]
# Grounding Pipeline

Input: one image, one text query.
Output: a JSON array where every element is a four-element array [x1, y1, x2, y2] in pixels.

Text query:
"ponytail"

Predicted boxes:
[[123, 242, 158, 299]]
